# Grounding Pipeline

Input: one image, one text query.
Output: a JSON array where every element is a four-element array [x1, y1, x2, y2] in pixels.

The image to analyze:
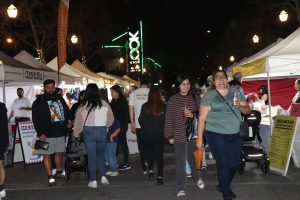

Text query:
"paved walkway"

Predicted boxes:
[[4, 144, 300, 200]]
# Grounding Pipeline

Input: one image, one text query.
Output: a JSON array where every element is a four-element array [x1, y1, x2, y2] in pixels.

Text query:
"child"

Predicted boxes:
[[105, 119, 121, 176]]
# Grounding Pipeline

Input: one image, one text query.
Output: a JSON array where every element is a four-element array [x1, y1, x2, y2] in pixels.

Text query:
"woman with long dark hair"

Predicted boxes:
[[110, 85, 131, 170], [164, 74, 204, 197], [73, 83, 114, 188], [138, 88, 165, 185]]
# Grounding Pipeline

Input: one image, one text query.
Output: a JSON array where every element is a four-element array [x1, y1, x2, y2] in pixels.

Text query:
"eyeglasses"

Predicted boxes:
[[214, 75, 227, 80]]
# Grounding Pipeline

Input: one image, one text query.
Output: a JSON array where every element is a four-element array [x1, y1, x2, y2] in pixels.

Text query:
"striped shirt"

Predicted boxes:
[[164, 93, 199, 143]]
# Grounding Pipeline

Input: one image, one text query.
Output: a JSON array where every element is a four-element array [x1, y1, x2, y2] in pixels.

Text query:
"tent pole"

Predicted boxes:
[[266, 57, 273, 136]]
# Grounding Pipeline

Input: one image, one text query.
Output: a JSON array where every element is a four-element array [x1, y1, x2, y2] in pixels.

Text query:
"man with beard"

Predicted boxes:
[[32, 79, 70, 186]]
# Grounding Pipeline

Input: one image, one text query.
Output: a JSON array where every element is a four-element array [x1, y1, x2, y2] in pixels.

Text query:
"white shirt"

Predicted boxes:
[[11, 97, 31, 118], [129, 87, 150, 128]]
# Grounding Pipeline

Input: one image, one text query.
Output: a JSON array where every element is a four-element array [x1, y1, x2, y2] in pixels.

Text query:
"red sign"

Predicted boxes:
[[291, 103, 300, 117]]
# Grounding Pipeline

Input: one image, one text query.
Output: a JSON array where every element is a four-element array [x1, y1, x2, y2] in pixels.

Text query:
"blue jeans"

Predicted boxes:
[[105, 142, 118, 172], [204, 130, 243, 198], [83, 126, 107, 181]]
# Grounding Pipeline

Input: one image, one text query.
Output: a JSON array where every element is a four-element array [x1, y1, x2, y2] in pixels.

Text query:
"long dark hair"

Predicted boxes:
[[147, 87, 163, 116], [110, 85, 126, 101], [81, 83, 102, 110]]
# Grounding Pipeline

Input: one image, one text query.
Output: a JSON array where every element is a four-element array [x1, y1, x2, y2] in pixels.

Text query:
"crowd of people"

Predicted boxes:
[[1, 74, 300, 200]]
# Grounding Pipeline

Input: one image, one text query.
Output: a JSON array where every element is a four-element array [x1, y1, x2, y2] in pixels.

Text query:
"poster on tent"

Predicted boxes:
[[268, 116, 298, 176], [18, 121, 43, 164]]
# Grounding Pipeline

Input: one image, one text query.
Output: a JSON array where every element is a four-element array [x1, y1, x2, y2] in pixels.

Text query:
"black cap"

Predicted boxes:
[[258, 85, 268, 93]]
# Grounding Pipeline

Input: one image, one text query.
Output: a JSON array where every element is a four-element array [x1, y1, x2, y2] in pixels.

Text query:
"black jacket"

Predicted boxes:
[[138, 102, 165, 140], [0, 102, 9, 151], [32, 94, 70, 138], [110, 97, 130, 125]]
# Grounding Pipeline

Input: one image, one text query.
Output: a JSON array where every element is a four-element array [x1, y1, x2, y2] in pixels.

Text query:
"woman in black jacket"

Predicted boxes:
[[138, 88, 165, 185], [110, 85, 131, 170], [0, 102, 9, 197]]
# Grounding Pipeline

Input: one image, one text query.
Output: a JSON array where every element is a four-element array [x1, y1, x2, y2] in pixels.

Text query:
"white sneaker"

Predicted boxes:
[[176, 190, 186, 197], [197, 178, 205, 189], [0, 189, 6, 198], [101, 176, 109, 185], [88, 180, 97, 188], [106, 171, 119, 176]]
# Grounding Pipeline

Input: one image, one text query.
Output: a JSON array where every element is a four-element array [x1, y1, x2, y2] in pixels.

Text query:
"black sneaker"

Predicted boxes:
[[157, 177, 163, 185], [48, 176, 56, 187], [119, 164, 131, 170]]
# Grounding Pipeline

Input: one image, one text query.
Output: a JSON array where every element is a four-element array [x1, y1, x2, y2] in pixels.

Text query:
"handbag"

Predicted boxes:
[[193, 148, 203, 170], [216, 90, 249, 140], [35, 140, 50, 150], [185, 112, 198, 141]]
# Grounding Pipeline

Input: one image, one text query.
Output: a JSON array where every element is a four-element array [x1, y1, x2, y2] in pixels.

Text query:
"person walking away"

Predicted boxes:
[[105, 119, 121, 177], [0, 102, 9, 198], [129, 75, 150, 174], [138, 88, 165, 185], [164, 74, 204, 197], [73, 83, 114, 188], [196, 69, 250, 200], [32, 79, 71, 186], [8, 88, 31, 123], [110, 85, 131, 170]]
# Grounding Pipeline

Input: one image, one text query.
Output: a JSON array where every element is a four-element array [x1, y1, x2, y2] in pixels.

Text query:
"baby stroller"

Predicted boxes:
[[65, 131, 88, 181], [239, 110, 270, 174]]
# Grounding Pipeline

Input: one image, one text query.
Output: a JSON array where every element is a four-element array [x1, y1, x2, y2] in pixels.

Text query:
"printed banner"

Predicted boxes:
[[57, 0, 69, 71], [18, 121, 43, 164], [268, 116, 297, 176]]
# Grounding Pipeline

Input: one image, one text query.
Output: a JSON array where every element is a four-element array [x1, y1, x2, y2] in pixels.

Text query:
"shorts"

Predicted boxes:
[[39, 136, 66, 155]]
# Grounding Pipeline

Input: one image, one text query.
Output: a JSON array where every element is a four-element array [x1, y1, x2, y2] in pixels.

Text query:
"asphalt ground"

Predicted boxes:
[[3, 144, 300, 200]]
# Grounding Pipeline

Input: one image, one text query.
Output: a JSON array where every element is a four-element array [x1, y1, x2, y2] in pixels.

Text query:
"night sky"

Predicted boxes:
[[104, 0, 245, 81]]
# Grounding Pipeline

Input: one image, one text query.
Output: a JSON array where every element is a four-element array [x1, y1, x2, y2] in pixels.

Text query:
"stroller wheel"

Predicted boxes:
[[261, 160, 270, 174]]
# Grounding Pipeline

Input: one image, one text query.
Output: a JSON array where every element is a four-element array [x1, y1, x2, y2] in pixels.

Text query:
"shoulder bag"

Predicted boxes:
[[185, 93, 199, 141], [216, 90, 249, 140], [67, 107, 92, 156]]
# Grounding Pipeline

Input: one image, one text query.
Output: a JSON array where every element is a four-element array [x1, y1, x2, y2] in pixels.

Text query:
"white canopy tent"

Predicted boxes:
[[230, 28, 300, 135]]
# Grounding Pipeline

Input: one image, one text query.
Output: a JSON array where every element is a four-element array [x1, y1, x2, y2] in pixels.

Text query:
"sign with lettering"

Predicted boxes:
[[18, 121, 43, 164], [268, 116, 298, 176], [129, 31, 141, 72]]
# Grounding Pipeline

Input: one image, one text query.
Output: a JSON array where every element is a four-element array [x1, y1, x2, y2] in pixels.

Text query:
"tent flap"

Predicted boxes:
[[232, 58, 266, 77]]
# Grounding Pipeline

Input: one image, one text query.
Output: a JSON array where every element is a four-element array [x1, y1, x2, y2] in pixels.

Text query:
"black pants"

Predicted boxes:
[[136, 128, 147, 171], [117, 122, 129, 164], [143, 138, 164, 177]]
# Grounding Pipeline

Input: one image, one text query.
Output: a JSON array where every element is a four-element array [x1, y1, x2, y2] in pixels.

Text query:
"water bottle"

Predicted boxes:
[[233, 92, 238, 107]]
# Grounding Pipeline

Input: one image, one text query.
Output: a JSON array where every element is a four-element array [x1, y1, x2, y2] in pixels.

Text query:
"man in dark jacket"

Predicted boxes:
[[32, 79, 70, 186], [0, 102, 9, 198]]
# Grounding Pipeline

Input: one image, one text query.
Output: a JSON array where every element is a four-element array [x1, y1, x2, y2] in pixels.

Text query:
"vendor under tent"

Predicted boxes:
[[0, 51, 78, 115], [230, 27, 300, 113]]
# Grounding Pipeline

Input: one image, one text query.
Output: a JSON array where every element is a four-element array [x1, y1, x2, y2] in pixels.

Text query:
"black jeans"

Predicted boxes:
[[117, 122, 129, 164], [143, 137, 164, 177], [136, 128, 147, 171]]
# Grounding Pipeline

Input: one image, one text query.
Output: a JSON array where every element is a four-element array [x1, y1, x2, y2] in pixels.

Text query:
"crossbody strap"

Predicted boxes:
[[83, 107, 92, 126], [215, 89, 242, 121]]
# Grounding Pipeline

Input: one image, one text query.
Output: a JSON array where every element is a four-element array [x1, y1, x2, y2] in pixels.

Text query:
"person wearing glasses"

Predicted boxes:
[[196, 69, 250, 200]]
